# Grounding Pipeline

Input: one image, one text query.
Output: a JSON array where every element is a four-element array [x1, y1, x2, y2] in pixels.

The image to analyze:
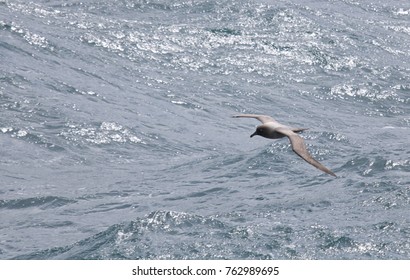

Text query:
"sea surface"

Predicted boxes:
[[1, 0, 409, 259]]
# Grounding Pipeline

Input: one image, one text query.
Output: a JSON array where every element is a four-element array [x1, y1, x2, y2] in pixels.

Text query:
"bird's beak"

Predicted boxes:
[[250, 131, 257, 138]]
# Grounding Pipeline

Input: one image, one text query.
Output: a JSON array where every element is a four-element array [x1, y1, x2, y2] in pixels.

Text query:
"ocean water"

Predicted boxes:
[[1, 0, 409, 260]]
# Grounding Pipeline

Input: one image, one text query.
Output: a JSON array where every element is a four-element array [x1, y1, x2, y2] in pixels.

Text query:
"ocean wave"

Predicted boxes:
[[13, 210, 410, 260], [0, 196, 76, 210], [60, 121, 144, 145]]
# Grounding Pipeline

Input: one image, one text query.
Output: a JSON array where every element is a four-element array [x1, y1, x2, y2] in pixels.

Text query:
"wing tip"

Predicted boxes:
[[328, 170, 337, 177]]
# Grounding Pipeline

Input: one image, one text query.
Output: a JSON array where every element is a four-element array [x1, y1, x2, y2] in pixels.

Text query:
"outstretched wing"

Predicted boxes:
[[232, 114, 277, 124], [275, 128, 337, 177]]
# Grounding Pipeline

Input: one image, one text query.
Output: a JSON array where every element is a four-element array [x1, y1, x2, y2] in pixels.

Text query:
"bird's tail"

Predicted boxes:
[[292, 128, 309, 133]]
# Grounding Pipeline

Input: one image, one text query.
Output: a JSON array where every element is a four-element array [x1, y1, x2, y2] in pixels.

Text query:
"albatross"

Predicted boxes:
[[233, 114, 336, 177]]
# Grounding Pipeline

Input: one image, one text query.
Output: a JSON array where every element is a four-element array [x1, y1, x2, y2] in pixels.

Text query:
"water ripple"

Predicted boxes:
[[0, 196, 76, 210]]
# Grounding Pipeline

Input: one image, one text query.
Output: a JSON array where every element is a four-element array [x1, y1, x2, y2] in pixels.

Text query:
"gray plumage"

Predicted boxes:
[[233, 114, 336, 177]]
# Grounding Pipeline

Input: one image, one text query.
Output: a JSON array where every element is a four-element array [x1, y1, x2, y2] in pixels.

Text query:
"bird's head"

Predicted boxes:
[[250, 125, 267, 138]]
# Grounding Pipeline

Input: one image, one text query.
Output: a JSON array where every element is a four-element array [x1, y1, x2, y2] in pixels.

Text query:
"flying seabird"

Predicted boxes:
[[233, 114, 336, 177]]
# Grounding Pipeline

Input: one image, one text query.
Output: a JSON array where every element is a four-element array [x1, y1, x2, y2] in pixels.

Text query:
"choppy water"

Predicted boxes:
[[1, 0, 409, 259]]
